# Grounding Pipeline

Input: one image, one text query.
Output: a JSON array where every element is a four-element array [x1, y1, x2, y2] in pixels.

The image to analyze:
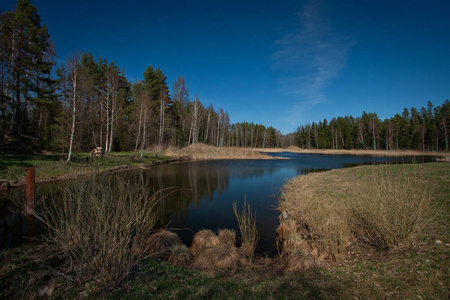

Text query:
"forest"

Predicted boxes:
[[1, 0, 449, 156]]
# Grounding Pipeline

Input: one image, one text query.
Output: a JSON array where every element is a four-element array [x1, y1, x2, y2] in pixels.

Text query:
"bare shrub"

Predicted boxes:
[[39, 176, 159, 286], [141, 229, 182, 259], [192, 244, 245, 270], [350, 165, 438, 250], [233, 200, 259, 262]]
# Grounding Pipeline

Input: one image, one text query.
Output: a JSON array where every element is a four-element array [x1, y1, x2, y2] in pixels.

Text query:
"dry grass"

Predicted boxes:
[[279, 163, 442, 259], [192, 244, 245, 270], [38, 176, 160, 286], [190, 229, 245, 270], [141, 230, 182, 259], [160, 143, 450, 162], [190, 229, 220, 256], [218, 229, 237, 247], [233, 200, 260, 261], [168, 244, 192, 266], [283, 248, 316, 272], [161, 143, 285, 160], [259, 146, 450, 157]]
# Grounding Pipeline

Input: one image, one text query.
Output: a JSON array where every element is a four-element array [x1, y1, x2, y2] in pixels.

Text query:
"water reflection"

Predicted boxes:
[[0, 153, 438, 253]]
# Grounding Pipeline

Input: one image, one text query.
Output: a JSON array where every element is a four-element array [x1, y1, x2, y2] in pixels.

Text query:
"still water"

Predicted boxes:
[[0, 152, 435, 254]]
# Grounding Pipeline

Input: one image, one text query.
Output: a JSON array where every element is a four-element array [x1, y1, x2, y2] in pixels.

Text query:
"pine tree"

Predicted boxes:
[[0, 0, 54, 134]]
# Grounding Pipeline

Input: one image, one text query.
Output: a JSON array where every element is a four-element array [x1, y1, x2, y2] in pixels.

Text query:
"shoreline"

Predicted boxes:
[[2, 145, 448, 190], [257, 146, 450, 157]]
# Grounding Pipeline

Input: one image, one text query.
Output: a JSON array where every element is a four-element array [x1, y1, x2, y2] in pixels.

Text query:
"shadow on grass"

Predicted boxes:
[[107, 260, 349, 299]]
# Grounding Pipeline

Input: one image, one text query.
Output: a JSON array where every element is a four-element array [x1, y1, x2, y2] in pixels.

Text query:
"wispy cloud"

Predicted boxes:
[[272, 0, 354, 126]]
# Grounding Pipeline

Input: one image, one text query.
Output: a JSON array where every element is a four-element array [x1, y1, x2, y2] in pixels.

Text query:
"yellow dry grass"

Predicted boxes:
[[190, 229, 220, 256], [258, 146, 450, 157], [279, 169, 354, 259], [283, 248, 316, 272], [159, 143, 449, 162], [217, 229, 237, 247], [279, 163, 440, 259], [192, 244, 245, 270], [161, 143, 286, 160], [141, 230, 182, 259]]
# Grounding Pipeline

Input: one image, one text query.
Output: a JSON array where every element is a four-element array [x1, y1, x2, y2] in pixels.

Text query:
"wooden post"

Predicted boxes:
[[26, 166, 35, 216]]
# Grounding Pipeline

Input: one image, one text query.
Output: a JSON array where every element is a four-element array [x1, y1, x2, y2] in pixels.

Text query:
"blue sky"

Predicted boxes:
[[2, 0, 449, 134]]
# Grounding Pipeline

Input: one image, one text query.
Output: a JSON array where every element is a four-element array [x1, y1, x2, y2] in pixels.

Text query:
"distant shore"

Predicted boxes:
[[256, 145, 450, 158], [2, 144, 448, 189]]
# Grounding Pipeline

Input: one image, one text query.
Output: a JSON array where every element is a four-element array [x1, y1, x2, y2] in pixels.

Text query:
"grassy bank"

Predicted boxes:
[[261, 145, 450, 158], [0, 151, 170, 184], [162, 143, 286, 160], [279, 162, 449, 298], [0, 163, 448, 298]]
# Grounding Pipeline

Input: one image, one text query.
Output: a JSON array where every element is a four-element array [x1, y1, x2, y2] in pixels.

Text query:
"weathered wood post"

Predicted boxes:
[[26, 166, 35, 216]]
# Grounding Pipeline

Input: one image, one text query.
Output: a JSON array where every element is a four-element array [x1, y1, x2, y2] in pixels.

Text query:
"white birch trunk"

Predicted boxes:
[[66, 61, 77, 164]]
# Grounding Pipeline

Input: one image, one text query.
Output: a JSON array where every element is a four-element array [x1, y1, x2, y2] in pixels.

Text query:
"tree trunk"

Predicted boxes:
[[66, 62, 77, 164], [133, 99, 144, 160]]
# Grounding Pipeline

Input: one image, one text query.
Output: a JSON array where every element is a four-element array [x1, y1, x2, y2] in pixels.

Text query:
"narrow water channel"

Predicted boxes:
[[0, 153, 436, 254]]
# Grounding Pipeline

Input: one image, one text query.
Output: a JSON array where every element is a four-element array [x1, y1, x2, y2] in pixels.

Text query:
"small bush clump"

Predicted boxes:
[[40, 176, 160, 286], [350, 165, 438, 250]]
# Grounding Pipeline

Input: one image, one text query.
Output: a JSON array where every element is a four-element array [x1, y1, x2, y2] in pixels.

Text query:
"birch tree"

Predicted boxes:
[[66, 57, 79, 164]]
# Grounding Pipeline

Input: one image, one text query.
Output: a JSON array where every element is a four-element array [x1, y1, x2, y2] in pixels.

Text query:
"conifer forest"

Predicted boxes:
[[1, 1, 449, 154]]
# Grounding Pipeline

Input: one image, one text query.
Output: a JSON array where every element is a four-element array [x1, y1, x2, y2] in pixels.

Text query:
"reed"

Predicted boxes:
[[233, 199, 259, 261]]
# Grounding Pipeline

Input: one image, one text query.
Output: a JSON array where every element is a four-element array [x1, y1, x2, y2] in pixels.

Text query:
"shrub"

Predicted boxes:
[[40, 176, 160, 286], [350, 164, 438, 250]]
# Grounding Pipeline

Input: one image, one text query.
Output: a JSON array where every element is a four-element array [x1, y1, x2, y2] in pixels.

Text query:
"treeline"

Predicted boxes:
[[287, 101, 449, 151], [0, 1, 449, 156], [0, 1, 281, 158]]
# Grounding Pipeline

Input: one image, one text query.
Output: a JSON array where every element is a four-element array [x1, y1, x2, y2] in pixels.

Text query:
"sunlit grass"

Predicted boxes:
[[0, 151, 170, 182]]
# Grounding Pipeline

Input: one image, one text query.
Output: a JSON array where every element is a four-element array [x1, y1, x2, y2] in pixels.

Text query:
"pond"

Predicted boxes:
[[0, 152, 436, 254]]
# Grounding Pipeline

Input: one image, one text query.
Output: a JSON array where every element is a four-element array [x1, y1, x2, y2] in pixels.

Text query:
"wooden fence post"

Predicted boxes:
[[26, 166, 35, 216]]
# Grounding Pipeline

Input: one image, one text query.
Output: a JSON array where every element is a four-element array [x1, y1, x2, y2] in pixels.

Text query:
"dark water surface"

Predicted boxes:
[[0, 152, 436, 254]]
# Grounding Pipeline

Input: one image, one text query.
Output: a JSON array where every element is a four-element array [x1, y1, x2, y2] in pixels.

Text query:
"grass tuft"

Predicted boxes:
[[233, 199, 259, 262], [141, 229, 182, 259], [190, 229, 220, 256]]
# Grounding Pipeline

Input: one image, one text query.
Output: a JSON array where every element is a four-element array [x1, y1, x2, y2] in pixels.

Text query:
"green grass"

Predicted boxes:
[[0, 152, 171, 182]]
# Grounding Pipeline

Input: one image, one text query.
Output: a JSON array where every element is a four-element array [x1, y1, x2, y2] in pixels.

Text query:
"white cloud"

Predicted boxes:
[[272, 0, 355, 127]]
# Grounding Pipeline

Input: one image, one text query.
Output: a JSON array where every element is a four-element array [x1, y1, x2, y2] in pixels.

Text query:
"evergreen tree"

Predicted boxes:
[[0, 0, 54, 134]]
